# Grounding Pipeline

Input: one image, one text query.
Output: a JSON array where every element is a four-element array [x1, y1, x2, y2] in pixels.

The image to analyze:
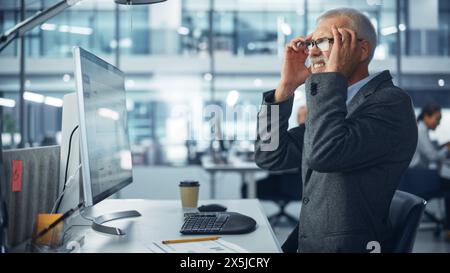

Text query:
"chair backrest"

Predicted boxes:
[[389, 190, 426, 253], [398, 168, 441, 201]]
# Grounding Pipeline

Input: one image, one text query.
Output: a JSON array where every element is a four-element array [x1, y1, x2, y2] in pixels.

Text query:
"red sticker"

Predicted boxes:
[[11, 160, 23, 192]]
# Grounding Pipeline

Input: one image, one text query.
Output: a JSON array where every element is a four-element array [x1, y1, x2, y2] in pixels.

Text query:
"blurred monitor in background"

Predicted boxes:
[[40, 133, 57, 147]]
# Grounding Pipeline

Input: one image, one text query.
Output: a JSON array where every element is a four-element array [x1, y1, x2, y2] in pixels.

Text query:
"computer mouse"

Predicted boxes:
[[198, 204, 227, 212]]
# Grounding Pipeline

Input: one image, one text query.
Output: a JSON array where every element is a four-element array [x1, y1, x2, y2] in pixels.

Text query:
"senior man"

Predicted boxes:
[[255, 8, 418, 253]]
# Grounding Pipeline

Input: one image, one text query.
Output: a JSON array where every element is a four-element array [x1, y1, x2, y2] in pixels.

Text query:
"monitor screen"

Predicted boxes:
[[74, 47, 132, 206]]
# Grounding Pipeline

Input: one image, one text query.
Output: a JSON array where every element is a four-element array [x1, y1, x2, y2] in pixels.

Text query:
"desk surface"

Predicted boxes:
[[201, 158, 262, 171], [69, 199, 282, 253]]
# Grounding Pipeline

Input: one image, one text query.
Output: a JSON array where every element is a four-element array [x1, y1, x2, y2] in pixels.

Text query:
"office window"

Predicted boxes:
[[0, 0, 149, 57], [1, 0, 450, 167]]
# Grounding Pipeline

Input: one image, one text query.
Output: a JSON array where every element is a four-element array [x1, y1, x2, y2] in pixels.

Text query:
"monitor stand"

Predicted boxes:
[[91, 210, 141, 235], [74, 170, 141, 236]]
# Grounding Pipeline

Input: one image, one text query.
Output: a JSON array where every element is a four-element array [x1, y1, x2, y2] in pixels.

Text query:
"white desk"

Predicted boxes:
[[65, 199, 281, 253], [201, 157, 267, 199]]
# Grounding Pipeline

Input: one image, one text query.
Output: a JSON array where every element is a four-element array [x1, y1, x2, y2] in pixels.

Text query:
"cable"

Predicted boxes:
[[79, 207, 95, 222], [51, 163, 82, 214], [61, 224, 90, 245], [54, 125, 79, 213]]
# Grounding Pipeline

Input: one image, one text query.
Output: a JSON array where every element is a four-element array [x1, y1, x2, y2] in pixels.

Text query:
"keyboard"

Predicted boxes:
[[180, 212, 257, 235]]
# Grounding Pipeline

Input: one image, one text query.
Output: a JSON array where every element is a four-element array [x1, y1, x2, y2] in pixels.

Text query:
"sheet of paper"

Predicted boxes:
[[146, 239, 249, 253]]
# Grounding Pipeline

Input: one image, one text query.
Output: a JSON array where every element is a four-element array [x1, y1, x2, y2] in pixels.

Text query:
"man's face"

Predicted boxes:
[[309, 16, 352, 74]]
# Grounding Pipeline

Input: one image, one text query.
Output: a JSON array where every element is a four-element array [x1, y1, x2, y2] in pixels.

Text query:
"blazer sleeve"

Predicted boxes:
[[254, 90, 305, 171], [304, 72, 417, 173]]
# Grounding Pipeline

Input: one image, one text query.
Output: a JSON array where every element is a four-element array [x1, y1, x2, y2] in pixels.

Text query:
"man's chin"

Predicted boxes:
[[311, 67, 327, 74]]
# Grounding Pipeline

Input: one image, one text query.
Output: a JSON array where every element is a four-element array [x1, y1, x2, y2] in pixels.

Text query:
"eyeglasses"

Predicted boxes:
[[296, 37, 364, 52]]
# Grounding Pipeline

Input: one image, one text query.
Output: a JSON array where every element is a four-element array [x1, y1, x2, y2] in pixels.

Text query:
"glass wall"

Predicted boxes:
[[0, 0, 150, 58], [1, 0, 449, 166], [2, 0, 448, 58]]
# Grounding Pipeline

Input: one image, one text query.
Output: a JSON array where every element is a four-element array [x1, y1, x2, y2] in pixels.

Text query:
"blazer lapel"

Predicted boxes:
[[346, 70, 393, 116]]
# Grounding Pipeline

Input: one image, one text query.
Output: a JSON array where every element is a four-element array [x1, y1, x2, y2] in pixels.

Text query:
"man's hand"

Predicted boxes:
[[274, 35, 312, 103], [325, 25, 361, 78]]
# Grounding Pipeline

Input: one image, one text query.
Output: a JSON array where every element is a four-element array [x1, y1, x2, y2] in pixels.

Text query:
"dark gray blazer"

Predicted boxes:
[[255, 71, 418, 253]]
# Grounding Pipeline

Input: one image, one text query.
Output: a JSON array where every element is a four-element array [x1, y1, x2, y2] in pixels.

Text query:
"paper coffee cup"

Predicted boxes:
[[179, 181, 200, 209]]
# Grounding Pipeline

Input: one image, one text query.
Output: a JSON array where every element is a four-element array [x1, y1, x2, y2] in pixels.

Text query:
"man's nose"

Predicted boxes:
[[308, 45, 322, 57]]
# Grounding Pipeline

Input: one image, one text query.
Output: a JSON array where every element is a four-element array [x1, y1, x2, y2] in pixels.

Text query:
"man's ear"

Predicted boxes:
[[360, 40, 370, 63]]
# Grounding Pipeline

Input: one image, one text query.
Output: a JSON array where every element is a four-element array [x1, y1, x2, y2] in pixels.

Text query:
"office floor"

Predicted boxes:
[[261, 201, 450, 253], [413, 229, 450, 253]]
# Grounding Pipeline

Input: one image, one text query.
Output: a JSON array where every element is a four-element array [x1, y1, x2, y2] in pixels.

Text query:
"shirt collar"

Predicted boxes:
[[346, 72, 381, 105]]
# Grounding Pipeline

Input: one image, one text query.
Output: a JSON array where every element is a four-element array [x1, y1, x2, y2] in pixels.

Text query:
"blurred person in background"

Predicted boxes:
[[402, 103, 450, 241], [410, 103, 450, 168]]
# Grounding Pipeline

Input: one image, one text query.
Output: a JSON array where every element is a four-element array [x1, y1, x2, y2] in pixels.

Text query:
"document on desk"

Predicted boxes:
[[146, 239, 250, 253]]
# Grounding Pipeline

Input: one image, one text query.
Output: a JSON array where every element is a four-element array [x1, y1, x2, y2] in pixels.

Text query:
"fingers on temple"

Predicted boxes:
[[338, 28, 351, 48], [331, 25, 342, 48]]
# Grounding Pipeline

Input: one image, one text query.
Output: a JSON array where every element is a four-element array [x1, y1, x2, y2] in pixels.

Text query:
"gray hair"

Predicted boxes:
[[317, 8, 377, 63]]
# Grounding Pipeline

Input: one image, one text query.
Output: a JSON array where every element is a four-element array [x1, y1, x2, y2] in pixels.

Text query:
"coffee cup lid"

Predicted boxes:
[[179, 181, 199, 187]]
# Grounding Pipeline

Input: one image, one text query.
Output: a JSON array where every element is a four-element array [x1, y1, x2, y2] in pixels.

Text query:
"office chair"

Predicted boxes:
[[243, 170, 302, 227], [389, 190, 426, 253], [398, 168, 447, 237]]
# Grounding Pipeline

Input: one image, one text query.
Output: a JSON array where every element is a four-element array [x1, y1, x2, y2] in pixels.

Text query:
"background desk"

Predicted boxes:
[[201, 157, 267, 199], [67, 199, 281, 253]]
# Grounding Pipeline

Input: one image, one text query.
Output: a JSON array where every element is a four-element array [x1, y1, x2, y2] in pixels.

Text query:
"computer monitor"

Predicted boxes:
[[74, 46, 132, 206], [73, 47, 140, 235]]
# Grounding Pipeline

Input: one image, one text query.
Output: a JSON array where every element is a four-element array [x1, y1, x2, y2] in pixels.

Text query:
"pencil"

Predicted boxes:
[[162, 236, 220, 244]]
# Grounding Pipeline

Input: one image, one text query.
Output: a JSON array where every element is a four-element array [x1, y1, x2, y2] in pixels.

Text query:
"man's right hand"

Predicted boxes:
[[274, 35, 312, 103]]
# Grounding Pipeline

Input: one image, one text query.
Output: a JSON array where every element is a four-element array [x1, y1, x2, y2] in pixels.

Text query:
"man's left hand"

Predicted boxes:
[[325, 25, 361, 78]]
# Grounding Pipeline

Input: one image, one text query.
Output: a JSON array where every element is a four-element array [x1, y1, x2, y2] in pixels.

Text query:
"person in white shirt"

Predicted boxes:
[[410, 103, 450, 169], [403, 103, 450, 240]]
